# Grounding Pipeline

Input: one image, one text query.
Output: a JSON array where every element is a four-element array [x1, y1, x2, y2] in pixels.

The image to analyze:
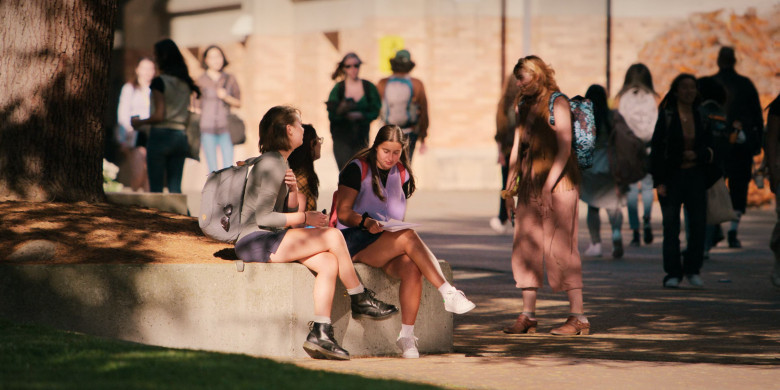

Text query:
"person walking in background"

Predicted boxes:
[[377, 49, 429, 161], [697, 76, 731, 257], [288, 124, 324, 214], [335, 125, 476, 358], [490, 73, 521, 234], [651, 74, 713, 289], [236, 106, 398, 361], [616, 63, 659, 247], [195, 45, 241, 173], [326, 53, 381, 170], [763, 92, 780, 287], [115, 56, 154, 192], [711, 47, 764, 248], [131, 39, 200, 194], [580, 85, 625, 259], [502, 56, 589, 336]]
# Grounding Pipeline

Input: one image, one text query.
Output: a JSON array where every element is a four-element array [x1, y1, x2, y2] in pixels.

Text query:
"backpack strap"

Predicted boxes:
[[548, 92, 567, 126], [396, 162, 407, 183]]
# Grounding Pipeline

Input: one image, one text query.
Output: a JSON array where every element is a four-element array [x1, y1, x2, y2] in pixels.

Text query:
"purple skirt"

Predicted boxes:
[[235, 230, 288, 262]]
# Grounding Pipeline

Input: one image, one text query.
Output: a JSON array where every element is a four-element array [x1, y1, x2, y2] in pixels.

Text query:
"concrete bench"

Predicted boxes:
[[0, 261, 453, 358]]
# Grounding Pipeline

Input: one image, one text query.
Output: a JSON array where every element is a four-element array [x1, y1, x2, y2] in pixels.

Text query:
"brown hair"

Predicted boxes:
[[331, 52, 362, 81], [349, 125, 416, 200], [258, 105, 299, 153], [201, 45, 229, 71]]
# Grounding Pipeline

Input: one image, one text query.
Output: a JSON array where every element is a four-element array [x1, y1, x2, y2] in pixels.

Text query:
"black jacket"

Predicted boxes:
[[650, 106, 715, 188]]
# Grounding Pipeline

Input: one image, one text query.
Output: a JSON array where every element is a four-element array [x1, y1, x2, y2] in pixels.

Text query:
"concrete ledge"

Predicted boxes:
[[0, 261, 453, 358], [106, 192, 189, 215]]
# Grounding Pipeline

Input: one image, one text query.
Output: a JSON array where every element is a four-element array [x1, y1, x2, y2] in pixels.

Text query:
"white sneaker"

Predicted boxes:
[[489, 217, 508, 234], [396, 335, 419, 358], [584, 243, 602, 257], [686, 274, 704, 288], [442, 289, 476, 314], [664, 277, 680, 288]]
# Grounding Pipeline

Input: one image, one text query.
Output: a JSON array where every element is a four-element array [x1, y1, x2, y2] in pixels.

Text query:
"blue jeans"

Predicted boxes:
[[147, 128, 187, 193], [202, 132, 233, 173], [627, 173, 654, 229]]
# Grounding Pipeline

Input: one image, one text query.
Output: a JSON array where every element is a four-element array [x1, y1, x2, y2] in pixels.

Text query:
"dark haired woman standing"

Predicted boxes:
[[651, 74, 713, 288], [326, 53, 381, 169], [196, 45, 241, 172], [132, 39, 200, 193]]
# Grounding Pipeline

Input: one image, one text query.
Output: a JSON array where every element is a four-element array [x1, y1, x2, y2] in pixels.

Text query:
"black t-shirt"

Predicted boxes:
[[150, 77, 165, 93], [338, 162, 410, 198]]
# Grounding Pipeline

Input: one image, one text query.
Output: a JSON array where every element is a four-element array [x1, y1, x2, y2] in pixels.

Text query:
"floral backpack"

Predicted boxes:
[[548, 92, 597, 169]]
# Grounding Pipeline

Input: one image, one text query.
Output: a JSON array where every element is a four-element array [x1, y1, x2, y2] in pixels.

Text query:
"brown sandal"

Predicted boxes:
[[503, 314, 538, 334], [550, 316, 590, 336]]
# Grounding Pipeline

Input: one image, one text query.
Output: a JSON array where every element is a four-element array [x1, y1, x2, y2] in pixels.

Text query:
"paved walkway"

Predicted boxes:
[[291, 190, 779, 389]]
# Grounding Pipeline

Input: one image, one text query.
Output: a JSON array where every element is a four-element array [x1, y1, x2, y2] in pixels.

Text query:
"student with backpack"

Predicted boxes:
[[326, 53, 381, 170], [235, 106, 398, 361], [334, 125, 475, 358], [616, 63, 659, 247], [501, 56, 590, 336], [376, 49, 429, 161], [580, 85, 625, 259]]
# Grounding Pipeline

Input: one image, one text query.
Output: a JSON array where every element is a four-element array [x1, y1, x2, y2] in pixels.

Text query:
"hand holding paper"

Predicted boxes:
[[381, 219, 420, 232]]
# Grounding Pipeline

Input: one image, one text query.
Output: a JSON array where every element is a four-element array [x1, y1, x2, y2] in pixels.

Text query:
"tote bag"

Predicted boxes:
[[706, 177, 737, 225]]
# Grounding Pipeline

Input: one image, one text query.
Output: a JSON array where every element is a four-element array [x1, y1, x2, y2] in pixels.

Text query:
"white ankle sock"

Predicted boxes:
[[313, 316, 331, 324], [570, 313, 588, 323], [438, 282, 456, 295], [347, 284, 365, 295], [400, 324, 415, 338]]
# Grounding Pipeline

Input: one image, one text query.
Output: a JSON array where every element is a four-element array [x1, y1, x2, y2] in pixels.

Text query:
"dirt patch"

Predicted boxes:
[[0, 201, 236, 264]]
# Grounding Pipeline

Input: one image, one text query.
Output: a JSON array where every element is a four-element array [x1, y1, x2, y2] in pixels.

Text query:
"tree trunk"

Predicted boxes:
[[0, 0, 117, 202]]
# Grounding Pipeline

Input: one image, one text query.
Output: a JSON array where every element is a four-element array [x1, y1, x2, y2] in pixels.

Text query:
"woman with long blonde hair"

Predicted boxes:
[[502, 55, 589, 336]]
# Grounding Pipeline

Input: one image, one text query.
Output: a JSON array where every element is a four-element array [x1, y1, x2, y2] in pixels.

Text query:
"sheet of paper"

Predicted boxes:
[[380, 219, 420, 232]]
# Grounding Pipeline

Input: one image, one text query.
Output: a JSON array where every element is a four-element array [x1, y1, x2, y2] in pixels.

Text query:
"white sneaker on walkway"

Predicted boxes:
[[442, 289, 476, 314], [686, 274, 704, 288], [663, 277, 680, 288], [489, 217, 509, 234], [584, 243, 602, 257], [396, 335, 419, 358]]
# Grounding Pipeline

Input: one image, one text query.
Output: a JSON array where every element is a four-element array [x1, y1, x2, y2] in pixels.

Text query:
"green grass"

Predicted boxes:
[[0, 320, 442, 390]]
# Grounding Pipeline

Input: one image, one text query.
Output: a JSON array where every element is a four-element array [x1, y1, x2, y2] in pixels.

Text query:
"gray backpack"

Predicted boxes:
[[198, 156, 262, 243]]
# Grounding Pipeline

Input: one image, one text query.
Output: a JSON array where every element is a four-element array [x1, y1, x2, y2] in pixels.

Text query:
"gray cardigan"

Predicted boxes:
[[237, 151, 298, 241]]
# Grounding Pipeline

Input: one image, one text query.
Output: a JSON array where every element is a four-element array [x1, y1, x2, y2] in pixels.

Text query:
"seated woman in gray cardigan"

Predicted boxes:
[[235, 105, 398, 361]]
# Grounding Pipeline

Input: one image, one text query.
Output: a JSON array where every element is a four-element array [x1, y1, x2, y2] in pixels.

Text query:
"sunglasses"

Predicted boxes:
[[344, 64, 360, 69]]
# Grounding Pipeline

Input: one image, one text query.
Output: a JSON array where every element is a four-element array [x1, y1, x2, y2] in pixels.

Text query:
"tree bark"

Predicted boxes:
[[0, 0, 117, 202]]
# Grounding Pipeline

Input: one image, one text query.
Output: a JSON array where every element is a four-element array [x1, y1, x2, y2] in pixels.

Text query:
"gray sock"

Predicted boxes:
[[521, 311, 536, 320], [569, 312, 588, 323]]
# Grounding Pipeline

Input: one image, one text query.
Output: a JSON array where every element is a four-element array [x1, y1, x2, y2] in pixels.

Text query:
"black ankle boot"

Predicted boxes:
[[303, 322, 350, 360], [728, 230, 742, 248], [350, 288, 399, 319], [643, 222, 654, 244], [630, 230, 640, 247]]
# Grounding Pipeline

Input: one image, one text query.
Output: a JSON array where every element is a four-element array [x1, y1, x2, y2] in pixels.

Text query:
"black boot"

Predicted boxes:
[[350, 288, 399, 319], [728, 230, 742, 248], [303, 322, 350, 360], [630, 230, 640, 247], [643, 220, 654, 244]]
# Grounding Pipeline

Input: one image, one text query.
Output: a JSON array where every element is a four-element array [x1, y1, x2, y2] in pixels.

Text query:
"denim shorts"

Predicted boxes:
[[234, 230, 288, 262], [340, 227, 383, 257]]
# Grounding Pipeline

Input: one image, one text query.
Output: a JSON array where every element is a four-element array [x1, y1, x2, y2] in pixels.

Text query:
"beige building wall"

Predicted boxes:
[[122, 0, 778, 195]]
